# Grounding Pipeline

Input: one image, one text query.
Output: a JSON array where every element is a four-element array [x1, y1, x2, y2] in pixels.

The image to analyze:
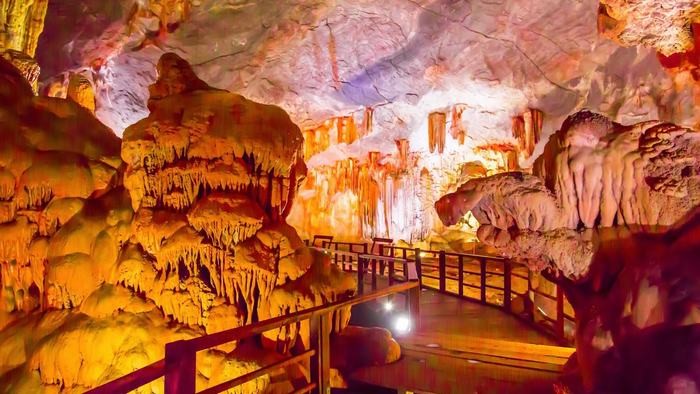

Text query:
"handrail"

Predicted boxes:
[[88, 279, 420, 394], [309, 234, 575, 345], [188, 281, 417, 351]]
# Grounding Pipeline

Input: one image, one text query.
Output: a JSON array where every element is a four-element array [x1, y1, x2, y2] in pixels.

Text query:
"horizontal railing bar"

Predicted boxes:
[[198, 350, 315, 394], [532, 292, 557, 301], [444, 252, 506, 260], [188, 281, 418, 351], [310, 247, 359, 259], [484, 285, 505, 290], [357, 254, 407, 263], [290, 382, 318, 394], [84, 359, 165, 394]]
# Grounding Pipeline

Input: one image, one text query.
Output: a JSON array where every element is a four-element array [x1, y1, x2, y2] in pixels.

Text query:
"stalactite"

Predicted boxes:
[[335, 116, 357, 145], [362, 107, 374, 136], [396, 139, 409, 170], [368, 151, 381, 168], [450, 104, 467, 145], [327, 24, 340, 90], [513, 108, 544, 158], [428, 112, 447, 154]]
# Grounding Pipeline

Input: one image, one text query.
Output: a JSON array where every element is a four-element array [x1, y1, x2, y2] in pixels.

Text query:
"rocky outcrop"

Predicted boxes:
[[437, 110, 700, 278], [0, 54, 355, 392]]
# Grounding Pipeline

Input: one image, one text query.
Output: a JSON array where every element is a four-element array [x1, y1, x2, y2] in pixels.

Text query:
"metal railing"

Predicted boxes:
[[309, 236, 575, 345], [88, 253, 420, 394]]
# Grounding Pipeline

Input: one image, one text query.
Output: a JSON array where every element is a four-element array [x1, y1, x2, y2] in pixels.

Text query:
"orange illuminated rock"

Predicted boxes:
[[0, 54, 354, 391], [66, 73, 96, 113], [598, 0, 700, 56], [0, 0, 48, 57]]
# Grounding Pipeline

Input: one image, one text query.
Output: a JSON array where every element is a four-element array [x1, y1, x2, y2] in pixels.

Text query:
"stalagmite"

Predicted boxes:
[[428, 111, 447, 154]]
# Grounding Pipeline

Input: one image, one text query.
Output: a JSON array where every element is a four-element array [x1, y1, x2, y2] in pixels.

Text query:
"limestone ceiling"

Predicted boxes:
[[35, 0, 700, 166]]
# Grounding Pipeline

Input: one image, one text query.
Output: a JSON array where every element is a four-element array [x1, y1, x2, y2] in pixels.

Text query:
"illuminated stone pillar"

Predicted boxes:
[[0, 0, 48, 93]]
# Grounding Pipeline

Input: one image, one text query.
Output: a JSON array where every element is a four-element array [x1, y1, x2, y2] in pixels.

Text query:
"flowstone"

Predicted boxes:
[[0, 54, 356, 393]]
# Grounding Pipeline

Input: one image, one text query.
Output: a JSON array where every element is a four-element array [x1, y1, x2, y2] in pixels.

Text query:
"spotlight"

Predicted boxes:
[[383, 300, 394, 312], [394, 315, 411, 334]]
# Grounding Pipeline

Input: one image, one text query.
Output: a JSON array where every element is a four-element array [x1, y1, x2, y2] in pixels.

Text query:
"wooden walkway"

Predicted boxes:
[[349, 290, 574, 394]]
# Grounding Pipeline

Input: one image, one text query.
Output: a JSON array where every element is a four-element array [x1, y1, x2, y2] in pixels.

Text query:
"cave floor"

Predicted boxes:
[[348, 289, 574, 393]]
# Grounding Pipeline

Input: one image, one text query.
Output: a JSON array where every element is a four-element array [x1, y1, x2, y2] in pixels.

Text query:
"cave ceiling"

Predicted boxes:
[[36, 0, 700, 154]]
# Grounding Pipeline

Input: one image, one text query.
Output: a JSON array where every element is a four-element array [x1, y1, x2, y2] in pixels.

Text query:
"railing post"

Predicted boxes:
[[378, 244, 385, 276], [503, 260, 512, 312], [371, 258, 378, 291], [556, 282, 565, 339], [408, 282, 421, 332], [388, 259, 395, 286], [164, 340, 196, 394], [458, 255, 464, 297], [357, 256, 365, 295], [414, 248, 422, 287], [402, 248, 408, 278], [438, 250, 446, 293], [528, 271, 536, 319], [311, 313, 332, 394], [480, 258, 487, 303]]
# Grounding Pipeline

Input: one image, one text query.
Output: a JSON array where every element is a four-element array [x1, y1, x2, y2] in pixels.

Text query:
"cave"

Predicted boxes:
[[1, 1, 700, 393]]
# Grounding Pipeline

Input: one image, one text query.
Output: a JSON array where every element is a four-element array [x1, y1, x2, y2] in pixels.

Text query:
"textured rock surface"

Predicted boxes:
[[558, 210, 700, 392], [599, 0, 700, 56], [0, 0, 48, 57], [32, 0, 700, 242], [437, 110, 700, 278], [0, 55, 356, 392]]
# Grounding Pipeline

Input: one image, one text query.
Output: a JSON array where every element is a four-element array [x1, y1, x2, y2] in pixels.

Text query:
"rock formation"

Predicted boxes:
[[558, 209, 700, 392], [0, 0, 48, 57], [598, 0, 700, 56], [436, 110, 700, 278], [0, 0, 48, 91], [0, 54, 356, 392]]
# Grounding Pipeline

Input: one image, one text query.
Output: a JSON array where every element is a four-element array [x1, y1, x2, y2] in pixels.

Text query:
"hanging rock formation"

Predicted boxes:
[[436, 110, 700, 278], [0, 54, 356, 392]]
